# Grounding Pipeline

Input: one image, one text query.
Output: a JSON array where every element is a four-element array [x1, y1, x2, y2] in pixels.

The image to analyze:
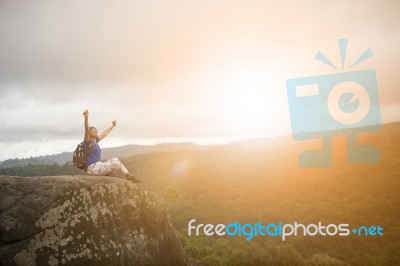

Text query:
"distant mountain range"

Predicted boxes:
[[0, 142, 205, 168], [0, 135, 294, 169]]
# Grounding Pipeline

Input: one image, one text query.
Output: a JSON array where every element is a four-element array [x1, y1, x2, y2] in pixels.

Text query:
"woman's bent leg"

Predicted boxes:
[[86, 158, 129, 177], [105, 158, 129, 175]]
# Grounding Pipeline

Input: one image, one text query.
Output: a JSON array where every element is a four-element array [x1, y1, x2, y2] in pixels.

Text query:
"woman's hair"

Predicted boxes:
[[89, 127, 97, 131]]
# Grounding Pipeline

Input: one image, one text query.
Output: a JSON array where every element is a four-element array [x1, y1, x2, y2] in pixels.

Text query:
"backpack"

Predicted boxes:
[[73, 141, 94, 170]]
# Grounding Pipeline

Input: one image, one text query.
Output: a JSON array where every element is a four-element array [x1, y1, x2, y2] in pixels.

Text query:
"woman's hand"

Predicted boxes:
[[83, 110, 89, 118], [112, 119, 117, 127]]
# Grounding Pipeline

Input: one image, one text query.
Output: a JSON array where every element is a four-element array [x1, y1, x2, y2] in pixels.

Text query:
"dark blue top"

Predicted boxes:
[[83, 137, 101, 170]]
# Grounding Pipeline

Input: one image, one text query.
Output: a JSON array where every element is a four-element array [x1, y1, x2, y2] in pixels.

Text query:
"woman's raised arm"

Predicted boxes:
[[83, 110, 90, 141], [99, 119, 116, 142]]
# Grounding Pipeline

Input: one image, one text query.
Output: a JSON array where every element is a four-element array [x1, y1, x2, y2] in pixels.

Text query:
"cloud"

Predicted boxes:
[[1, 0, 398, 84]]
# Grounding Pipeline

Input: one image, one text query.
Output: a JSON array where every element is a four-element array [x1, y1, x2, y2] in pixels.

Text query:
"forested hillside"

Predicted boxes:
[[122, 123, 399, 265]]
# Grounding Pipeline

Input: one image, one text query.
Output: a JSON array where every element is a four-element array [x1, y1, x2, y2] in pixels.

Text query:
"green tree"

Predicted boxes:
[[163, 186, 181, 203]]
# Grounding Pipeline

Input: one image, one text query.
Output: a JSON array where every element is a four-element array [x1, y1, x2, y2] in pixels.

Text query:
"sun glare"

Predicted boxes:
[[202, 58, 287, 138]]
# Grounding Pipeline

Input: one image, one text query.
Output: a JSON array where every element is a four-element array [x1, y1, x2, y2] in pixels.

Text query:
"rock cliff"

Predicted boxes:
[[0, 175, 191, 266]]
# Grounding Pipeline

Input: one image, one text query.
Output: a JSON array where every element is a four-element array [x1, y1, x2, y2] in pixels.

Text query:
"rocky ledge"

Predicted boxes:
[[0, 175, 191, 266]]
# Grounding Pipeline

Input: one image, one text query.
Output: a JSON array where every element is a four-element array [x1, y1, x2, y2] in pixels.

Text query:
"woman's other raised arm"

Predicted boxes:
[[99, 119, 116, 142]]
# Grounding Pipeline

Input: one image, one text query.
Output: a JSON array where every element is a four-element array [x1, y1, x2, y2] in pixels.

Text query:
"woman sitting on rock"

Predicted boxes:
[[82, 109, 141, 183]]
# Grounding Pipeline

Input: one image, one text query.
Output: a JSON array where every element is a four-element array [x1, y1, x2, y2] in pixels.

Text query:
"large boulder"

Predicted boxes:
[[0, 175, 191, 266]]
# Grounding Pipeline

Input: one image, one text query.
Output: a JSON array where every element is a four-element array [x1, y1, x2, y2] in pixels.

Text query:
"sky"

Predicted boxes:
[[0, 0, 399, 161]]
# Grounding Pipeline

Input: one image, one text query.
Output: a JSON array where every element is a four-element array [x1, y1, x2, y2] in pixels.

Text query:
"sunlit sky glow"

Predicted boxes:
[[0, 0, 399, 160]]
